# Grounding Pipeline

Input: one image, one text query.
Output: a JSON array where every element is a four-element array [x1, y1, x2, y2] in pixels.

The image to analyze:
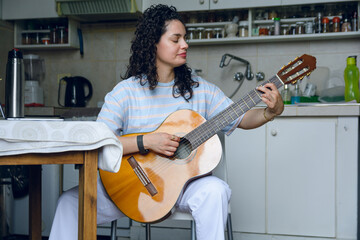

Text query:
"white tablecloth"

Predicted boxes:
[[0, 120, 123, 173]]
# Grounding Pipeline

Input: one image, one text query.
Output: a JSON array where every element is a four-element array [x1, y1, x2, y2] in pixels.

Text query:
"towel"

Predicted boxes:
[[0, 120, 123, 173]]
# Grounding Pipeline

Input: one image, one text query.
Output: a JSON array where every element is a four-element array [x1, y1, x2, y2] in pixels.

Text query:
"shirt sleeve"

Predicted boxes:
[[202, 78, 244, 136], [96, 86, 126, 136]]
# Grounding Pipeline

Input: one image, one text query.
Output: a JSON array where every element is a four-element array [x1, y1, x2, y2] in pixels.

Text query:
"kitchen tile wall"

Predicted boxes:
[[1, 21, 359, 107], [0, 20, 13, 106]]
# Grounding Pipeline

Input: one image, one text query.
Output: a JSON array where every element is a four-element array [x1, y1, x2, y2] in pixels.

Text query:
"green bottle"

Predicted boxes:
[[344, 56, 360, 103]]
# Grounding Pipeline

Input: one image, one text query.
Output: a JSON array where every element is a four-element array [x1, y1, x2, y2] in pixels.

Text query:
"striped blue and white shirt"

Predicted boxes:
[[97, 75, 242, 136]]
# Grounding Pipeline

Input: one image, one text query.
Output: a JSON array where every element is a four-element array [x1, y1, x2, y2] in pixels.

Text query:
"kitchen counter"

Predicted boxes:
[[25, 107, 101, 118], [258, 103, 360, 117], [24, 104, 360, 119]]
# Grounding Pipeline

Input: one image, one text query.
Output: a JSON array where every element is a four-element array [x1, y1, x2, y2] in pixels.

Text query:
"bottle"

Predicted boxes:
[[332, 16, 341, 32], [281, 84, 292, 104], [322, 17, 330, 33], [315, 11, 322, 33], [5, 49, 25, 118], [344, 56, 360, 103], [274, 17, 281, 35], [291, 83, 302, 104], [352, 11, 358, 31], [341, 14, 352, 32]]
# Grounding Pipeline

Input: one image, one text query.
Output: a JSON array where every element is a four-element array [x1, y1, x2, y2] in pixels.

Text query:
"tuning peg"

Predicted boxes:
[[291, 80, 298, 84]]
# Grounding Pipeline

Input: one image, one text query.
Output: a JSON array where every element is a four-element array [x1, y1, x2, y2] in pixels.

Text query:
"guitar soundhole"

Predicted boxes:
[[173, 137, 192, 159]]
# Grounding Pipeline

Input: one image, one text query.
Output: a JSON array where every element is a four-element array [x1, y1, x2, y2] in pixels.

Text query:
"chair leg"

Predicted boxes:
[[190, 220, 196, 240], [146, 223, 151, 240], [226, 213, 233, 240], [110, 220, 117, 240]]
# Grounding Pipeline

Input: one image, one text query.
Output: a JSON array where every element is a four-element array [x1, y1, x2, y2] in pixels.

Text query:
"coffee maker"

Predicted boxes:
[[23, 54, 44, 106]]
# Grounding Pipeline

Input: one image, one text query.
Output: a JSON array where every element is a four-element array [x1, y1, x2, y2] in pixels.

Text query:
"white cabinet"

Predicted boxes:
[[146, 0, 282, 11], [281, 0, 356, 5], [225, 116, 358, 239], [266, 118, 336, 237], [14, 19, 80, 50], [2, 0, 58, 20], [210, 0, 281, 9], [146, 0, 208, 11]]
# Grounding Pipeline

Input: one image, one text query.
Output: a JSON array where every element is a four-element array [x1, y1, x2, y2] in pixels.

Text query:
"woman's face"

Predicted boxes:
[[156, 20, 188, 70]]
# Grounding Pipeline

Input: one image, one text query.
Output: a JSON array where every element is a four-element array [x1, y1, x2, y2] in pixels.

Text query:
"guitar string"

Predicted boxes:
[[139, 76, 283, 178]]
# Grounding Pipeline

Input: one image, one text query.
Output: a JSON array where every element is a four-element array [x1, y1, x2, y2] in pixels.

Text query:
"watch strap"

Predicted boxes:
[[137, 135, 149, 154]]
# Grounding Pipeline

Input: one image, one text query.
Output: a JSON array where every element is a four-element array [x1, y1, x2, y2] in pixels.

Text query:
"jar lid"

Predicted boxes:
[[332, 16, 340, 23], [296, 21, 305, 24], [204, 28, 213, 31], [214, 28, 222, 30], [274, 17, 280, 21], [196, 27, 205, 30], [187, 27, 196, 30], [322, 17, 329, 23], [281, 24, 289, 27], [239, 21, 248, 26]]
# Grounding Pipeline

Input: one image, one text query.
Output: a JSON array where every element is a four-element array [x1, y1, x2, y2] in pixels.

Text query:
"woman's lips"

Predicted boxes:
[[178, 53, 187, 58]]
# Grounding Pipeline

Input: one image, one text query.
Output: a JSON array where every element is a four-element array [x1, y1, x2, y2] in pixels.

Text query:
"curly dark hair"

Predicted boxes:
[[123, 4, 198, 101]]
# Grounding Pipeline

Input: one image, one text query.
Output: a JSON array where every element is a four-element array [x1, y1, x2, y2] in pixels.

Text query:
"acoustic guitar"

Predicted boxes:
[[99, 54, 317, 223]]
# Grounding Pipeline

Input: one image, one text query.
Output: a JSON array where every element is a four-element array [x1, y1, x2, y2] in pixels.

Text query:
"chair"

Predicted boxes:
[[110, 133, 233, 239]]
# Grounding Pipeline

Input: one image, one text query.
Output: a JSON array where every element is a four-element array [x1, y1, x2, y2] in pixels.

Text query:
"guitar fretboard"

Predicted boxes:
[[185, 75, 284, 150]]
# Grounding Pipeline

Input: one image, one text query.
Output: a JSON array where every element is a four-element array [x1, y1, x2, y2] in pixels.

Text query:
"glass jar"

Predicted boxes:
[[187, 27, 196, 40], [259, 26, 269, 36], [305, 21, 313, 34], [22, 32, 31, 44], [281, 24, 289, 35], [322, 17, 330, 33], [296, 22, 305, 34], [213, 28, 223, 39], [50, 27, 58, 44], [290, 24, 297, 35], [204, 28, 213, 39], [238, 22, 249, 37], [58, 26, 68, 44], [341, 15, 352, 32], [196, 27, 205, 39], [332, 16, 341, 32]]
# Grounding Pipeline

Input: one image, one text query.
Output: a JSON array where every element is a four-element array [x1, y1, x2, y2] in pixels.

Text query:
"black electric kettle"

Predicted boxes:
[[58, 76, 93, 107]]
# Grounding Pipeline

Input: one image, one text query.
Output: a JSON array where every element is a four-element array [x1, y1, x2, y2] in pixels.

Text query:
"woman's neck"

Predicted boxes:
[[157, 66, 175, 83]]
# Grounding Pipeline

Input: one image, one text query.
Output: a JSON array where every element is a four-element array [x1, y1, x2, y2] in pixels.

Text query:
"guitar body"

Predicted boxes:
[[99, 109, 222, 223]]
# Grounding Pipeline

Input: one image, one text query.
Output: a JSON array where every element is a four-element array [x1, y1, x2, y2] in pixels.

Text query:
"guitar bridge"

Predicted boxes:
[[127, 156, 158, 196]]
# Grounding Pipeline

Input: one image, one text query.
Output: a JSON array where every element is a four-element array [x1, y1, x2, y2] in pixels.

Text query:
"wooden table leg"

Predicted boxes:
[[29, 165, 42, 240], [78, 150, 98, 240]]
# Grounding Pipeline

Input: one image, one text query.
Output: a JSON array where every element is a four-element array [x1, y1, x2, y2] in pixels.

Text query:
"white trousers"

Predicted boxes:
[[49, 175, 231, 240]]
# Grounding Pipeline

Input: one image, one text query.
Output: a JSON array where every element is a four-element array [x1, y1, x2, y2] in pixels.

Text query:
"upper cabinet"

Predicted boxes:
[[281, 0, 355, 5], [145, 0, 208, 11], [145, 0, 282, 11], [2, 0, 58, 20], [210, 0, 281, 9]]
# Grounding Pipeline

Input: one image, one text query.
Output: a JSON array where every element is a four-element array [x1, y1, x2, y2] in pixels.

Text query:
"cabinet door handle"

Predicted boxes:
[[199, 0, 205, 4], [270, 129, 277, 136]]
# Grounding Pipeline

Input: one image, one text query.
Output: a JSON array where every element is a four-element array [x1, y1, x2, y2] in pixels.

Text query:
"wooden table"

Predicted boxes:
[[0, 150, 98, 240]]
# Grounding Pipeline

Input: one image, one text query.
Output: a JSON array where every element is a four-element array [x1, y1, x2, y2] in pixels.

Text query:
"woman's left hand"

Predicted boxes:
[[257, 82, 284, 118]]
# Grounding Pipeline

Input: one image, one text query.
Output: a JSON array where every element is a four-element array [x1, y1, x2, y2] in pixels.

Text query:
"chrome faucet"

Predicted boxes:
[[219, 53, 254, 80]]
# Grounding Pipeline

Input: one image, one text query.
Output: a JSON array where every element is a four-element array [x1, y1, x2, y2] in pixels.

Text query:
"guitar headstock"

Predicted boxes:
[[277, 54, 317, 85]]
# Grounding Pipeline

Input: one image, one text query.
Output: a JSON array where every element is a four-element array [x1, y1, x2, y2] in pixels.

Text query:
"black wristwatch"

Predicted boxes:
[[137, 135, 149, 154]]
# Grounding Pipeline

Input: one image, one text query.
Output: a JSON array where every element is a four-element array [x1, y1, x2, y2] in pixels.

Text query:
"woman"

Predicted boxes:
[[49, 4, 284, 240]]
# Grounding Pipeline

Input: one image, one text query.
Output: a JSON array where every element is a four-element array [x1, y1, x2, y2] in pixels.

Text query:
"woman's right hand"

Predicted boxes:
[[143, 132, 180, 157]]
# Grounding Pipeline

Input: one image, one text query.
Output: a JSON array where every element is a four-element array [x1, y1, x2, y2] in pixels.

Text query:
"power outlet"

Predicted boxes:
[[57, 73, 71, 83]]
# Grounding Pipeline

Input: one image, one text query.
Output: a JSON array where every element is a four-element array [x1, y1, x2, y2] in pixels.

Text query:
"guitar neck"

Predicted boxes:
[[186, 75, 284, 150]]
